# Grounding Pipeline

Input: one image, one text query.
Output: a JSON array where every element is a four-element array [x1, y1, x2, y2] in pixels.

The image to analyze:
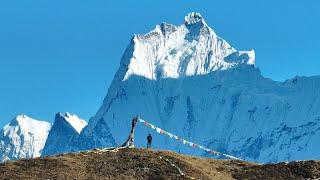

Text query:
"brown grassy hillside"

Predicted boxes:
[[0, 148, 319, 179]]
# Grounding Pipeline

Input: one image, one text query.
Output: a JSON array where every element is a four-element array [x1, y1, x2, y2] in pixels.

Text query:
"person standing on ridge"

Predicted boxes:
[[147, 134, 152, 149]]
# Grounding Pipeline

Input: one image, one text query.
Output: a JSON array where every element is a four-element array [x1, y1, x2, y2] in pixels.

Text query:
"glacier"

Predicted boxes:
[[76, 12, 320, 163], [0, 115, 51, 162]]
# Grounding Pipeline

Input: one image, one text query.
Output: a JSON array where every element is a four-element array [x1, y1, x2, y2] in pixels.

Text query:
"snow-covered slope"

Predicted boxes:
[[0, 115, 51, 162], [77, 12, 320, 163], [41, 113, 87, 156], [122, 12, 254, 81]]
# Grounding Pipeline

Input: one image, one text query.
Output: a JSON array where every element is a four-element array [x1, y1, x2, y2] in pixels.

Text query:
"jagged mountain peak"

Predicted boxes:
[[134, 12, 215, 41], [183, 12, 214, 35], [120, 12, 254, 81], [8, 114, 51, 135], [55, 112, 87, 134], [184, 12, 205, 25], [0, 115, 51, 162], [41, 113, 87, 157]]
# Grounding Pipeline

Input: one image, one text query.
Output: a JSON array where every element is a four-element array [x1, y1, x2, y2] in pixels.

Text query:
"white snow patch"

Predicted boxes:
[[60, 113, 87, 134]]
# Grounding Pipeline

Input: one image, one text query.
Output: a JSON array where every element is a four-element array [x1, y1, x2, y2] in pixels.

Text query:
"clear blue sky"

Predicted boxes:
[[0, 0, 319, 127]]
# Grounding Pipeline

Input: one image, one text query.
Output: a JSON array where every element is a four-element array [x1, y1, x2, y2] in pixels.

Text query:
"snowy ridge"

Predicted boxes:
[[0, 115, 51, 162]]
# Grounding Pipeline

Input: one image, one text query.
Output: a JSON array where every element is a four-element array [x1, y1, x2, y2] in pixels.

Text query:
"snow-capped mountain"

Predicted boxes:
[[41, 113, 87, 156], [0, 115, 51, 162], [77, 12, 320, 163], [123, 12, 255, 81]]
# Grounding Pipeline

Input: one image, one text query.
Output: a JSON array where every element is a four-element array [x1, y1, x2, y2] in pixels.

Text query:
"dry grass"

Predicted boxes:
[[0, 148, 319, 179]]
